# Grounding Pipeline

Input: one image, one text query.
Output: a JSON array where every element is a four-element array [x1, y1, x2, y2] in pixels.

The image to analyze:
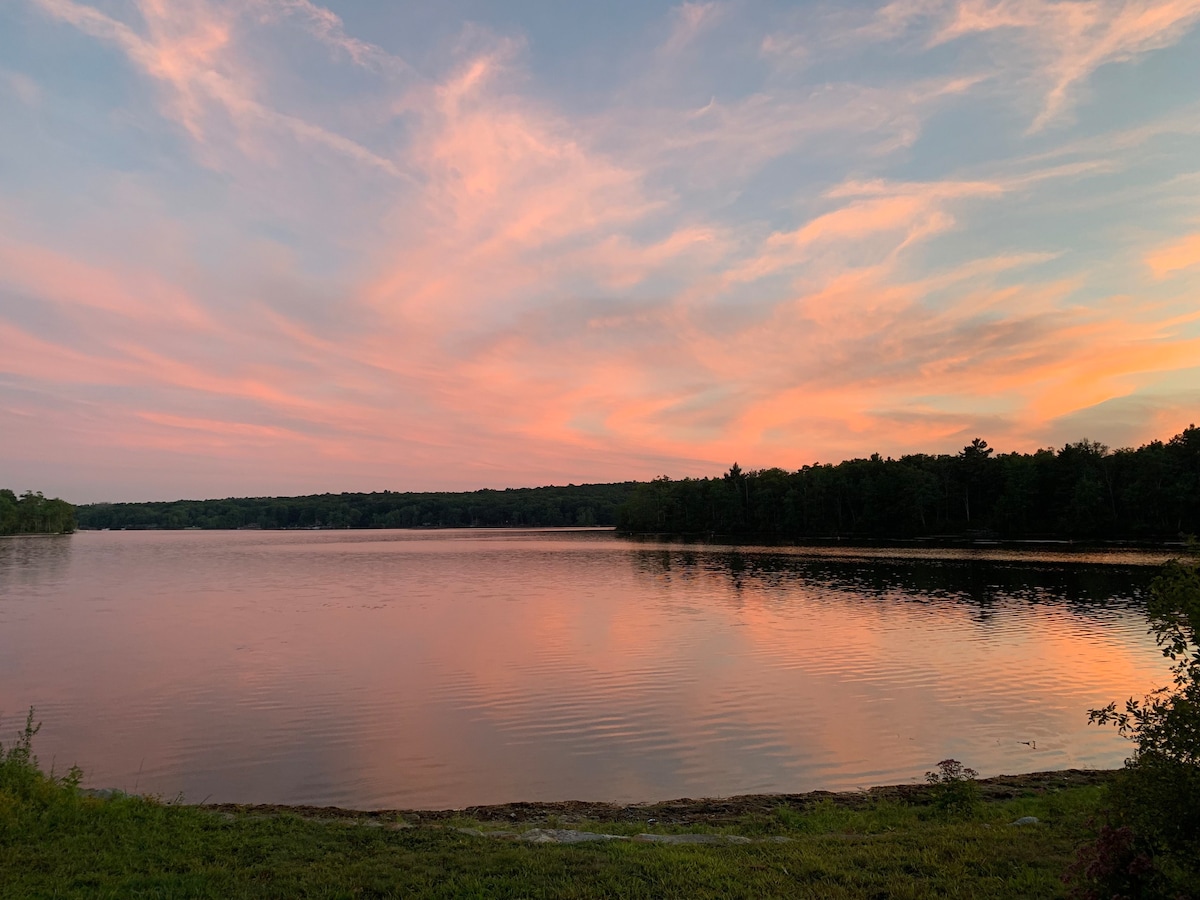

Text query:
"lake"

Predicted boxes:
[[0, 528, 1176, 810]]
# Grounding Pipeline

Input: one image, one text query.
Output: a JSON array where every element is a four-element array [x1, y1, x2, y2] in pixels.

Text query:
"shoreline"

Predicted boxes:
[[65, 526, 1190, 555], [620, 533, 1189, 551], [68, 525, 1189, 551], [20, 766, 1120, 896], [200, 768, 1115, 827]]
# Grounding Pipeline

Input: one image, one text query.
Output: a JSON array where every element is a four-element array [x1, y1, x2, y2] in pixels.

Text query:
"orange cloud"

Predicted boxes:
[[1146, 232, 1200, 278], [727, 179, 1005, 285]]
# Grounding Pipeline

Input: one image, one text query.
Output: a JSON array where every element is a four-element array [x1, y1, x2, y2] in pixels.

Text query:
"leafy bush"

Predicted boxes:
[[1069, 552, 1200, 898], [925, 758, 980, 817]]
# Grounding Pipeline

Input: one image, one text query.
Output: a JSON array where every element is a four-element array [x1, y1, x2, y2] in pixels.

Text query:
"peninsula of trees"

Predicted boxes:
[[0, 490, 77, 535], [73, 425, 1199, 541]]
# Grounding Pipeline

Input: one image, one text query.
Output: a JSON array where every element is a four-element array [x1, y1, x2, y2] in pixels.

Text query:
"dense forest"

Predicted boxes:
[[76, 483, 639, 531], [617, 427, 1200, 541], [0, 489, 77, 535]]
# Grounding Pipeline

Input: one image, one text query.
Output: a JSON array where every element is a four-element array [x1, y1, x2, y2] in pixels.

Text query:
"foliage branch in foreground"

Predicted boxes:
[[1070, 548, 1200, 898]]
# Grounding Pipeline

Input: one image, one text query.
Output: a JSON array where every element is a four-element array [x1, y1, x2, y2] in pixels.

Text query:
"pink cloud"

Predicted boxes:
[[0, 236, 213, 328], [7, 0, 1200, 500]]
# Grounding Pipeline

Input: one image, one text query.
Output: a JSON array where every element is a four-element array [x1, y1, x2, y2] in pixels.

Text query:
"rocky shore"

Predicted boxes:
[[202, 767, 1113, 828]]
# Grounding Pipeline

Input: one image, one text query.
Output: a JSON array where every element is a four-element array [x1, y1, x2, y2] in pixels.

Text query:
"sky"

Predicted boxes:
[[2, 0, 1199, 503]]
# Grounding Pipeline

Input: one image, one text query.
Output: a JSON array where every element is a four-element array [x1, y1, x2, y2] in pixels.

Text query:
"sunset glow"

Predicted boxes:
[[3, 0, 1200, 501]]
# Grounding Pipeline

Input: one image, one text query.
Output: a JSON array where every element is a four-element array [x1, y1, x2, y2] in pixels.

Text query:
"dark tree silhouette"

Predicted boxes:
[[617, 426, 1200, 541]]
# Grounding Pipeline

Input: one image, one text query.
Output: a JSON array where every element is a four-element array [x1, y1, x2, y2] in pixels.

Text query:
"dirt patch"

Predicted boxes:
[[204, 768, 1114, 827]]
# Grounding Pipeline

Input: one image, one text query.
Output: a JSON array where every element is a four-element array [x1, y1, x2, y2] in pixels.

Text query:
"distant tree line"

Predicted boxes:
[[76, 483, 639, 531], [617, 427, 1200, 541], [0, 490, 76, 535], [67, 426, 1200, 539]]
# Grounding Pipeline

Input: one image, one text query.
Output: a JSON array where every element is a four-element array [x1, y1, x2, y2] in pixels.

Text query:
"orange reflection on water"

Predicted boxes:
[[0, 531, 1172, 808]]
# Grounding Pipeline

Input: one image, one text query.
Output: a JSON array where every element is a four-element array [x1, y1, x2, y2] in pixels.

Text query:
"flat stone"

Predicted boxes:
[[518, 828, 629, 844], [634, 833, 752, 845], [456, 827, 517, 837], [1010, 816, 1040, 826], [457, 827, 524, 838], [82, 788, 132, 800]]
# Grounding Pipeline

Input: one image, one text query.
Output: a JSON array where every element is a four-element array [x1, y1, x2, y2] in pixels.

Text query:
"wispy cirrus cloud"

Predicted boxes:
[[30, 0, 409, 175], [2, 69, 42, 105], [867, 0, 1200, 130], [662, 1, 726, 52]]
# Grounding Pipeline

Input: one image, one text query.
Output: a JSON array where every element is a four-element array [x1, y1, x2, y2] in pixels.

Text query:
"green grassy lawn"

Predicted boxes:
[[1, 761, 1103, 898]]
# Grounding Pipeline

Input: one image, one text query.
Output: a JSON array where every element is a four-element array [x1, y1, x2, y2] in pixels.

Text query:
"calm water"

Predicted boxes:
[[0, 529, 1176, 809]]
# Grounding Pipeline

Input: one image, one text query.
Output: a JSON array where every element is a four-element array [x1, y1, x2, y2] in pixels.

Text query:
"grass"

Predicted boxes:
[[2, 714, 1104, 899]]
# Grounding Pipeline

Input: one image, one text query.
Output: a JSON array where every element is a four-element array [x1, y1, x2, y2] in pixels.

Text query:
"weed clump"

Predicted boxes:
[[1063, 820, 1161, 900], [1, 708, 79, 798]]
